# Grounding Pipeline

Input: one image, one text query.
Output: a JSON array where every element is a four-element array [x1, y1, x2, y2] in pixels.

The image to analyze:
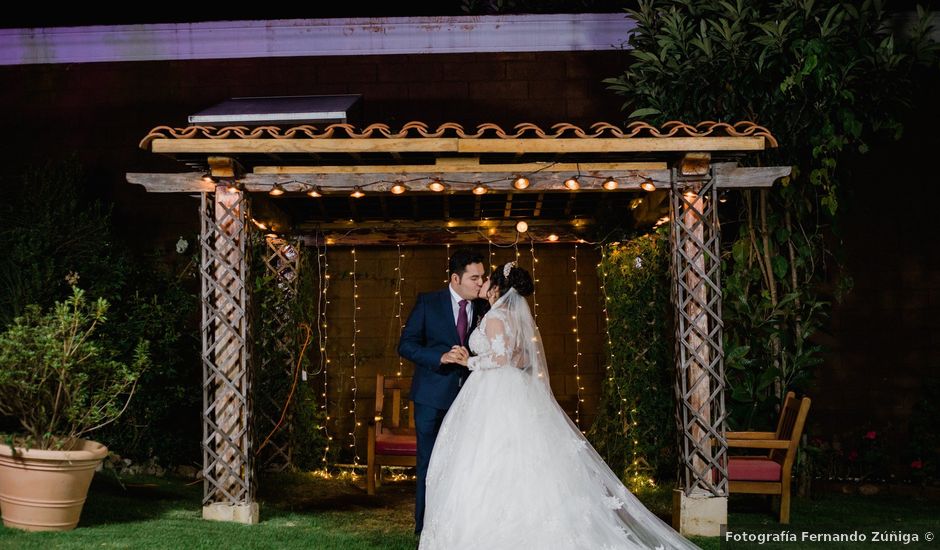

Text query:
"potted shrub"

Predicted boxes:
[[0, 286, 148, 531]]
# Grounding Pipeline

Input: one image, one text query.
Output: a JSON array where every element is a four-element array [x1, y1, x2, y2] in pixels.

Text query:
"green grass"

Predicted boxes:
[[0, 473, 937, 549]]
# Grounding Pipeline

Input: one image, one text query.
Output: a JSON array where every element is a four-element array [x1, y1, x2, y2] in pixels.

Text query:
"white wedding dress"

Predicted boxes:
[[419, 289, 699, 550]]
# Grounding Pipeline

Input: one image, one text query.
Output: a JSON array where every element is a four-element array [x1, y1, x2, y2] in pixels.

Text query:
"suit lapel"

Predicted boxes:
[[439, 288, 460, 345]]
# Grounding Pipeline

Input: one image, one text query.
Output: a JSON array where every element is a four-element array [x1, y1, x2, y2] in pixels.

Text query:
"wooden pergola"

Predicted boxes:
[[130, 120, 789, 535]]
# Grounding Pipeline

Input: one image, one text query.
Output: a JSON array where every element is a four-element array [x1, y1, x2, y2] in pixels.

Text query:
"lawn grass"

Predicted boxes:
[[0, 472, 937, 549]]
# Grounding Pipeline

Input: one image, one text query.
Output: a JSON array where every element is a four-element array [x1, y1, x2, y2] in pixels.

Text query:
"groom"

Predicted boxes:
[[398, 248, 488, 535]]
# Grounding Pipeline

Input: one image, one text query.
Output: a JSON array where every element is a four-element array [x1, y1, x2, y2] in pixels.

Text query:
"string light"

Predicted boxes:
[[564, 176, 580, 190], [515, 220, 528, 233], [640, 178, 656, 192], [318, 240, 333, 465], [445, 243, 451, 285], [488, 240, 496, 273], [306, 185, 323, 198], [472, 182, 489, 195], [269, 182, 286, 196], [349, 247, 361, 465], [512, 175, 530, 190], [598, 246, 621, 464], [602, 177, 619, 190], [428, 178, 446, 192], [390, 181, 408, 195], [572, 243, 583, 430], [350, 186, 365, 198], [529, 238, 540, 321], [396, 244, 406, 376]]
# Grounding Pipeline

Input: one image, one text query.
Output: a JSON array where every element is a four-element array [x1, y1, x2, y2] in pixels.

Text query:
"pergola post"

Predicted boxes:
[[200, 185, 258, 524], [669, 158, 729, 536], [256, 235, 303, 471]]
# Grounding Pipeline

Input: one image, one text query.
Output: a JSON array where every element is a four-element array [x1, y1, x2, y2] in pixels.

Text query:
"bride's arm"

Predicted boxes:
[[464, 316, 511, 371]]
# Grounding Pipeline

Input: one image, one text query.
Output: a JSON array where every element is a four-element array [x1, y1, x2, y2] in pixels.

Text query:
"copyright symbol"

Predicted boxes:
[[926, 532, 934, 542]]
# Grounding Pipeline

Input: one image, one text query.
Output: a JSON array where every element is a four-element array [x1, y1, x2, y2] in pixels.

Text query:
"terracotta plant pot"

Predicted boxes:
[[0, 439, 107, 531]]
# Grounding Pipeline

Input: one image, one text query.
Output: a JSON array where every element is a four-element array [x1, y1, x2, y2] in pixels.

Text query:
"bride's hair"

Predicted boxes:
[[489, 263, 535, 298]]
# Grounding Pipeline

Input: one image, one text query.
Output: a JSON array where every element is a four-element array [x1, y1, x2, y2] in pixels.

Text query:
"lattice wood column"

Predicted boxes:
[[669, 163, 729, 496], [256, 235, 302, 471], [200, 186, 258, 524]]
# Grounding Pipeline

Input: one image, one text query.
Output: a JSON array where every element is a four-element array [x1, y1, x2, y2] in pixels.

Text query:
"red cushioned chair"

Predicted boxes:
[[727, 391, 811, 524], [367, 374, 417, 495]]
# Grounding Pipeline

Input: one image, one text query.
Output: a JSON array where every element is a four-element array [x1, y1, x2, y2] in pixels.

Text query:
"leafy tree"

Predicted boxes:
[[605, 1, 937, 426]]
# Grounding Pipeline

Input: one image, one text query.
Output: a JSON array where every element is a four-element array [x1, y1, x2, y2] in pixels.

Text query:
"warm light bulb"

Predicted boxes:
[[640, 179, 656, 192], [602, 177, 619, 190], [307, 186, 322, 198], [547, 234, 559, 242], [390, 181, 407, 195], [564, 176, 580, 190], [513, 175, 530, 190], [269, 183, 285, 196], [515, 220, 529, 233], [428, 179, 446, 192], [472, 182, 488, 195], [351, 187, 365, 198]]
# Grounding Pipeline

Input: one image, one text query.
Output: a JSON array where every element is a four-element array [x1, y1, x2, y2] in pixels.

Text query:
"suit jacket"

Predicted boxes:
[[398, 287, 488, 410]]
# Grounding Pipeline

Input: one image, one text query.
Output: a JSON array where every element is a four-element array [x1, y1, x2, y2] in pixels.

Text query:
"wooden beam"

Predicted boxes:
[[253, 160, 668, 174], [126, 164, 791, 193], [152, 137, 765, 155], [457, 137, 766, 154], [680, 152, 711, 176], [208, 156, 242, 178], [503, 192, 514, 218], [152, 138, 459, 154]]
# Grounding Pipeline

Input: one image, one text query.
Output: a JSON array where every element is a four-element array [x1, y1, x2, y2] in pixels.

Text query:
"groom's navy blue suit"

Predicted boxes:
[[399, 287, 487, 534]]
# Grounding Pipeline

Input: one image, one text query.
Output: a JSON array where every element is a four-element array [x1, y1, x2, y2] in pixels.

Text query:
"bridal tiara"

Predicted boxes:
[[503, 262, 515, 277]]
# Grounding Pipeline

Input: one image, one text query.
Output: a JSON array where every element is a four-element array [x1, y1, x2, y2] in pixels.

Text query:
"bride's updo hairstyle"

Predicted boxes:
[[490, 262, 535, 298]]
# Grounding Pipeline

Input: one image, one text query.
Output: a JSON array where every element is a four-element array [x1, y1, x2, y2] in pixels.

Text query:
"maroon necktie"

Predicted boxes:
[[457, 299, 469, 346]]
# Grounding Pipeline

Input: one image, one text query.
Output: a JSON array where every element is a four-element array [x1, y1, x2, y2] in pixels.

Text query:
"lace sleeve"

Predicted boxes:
[[467, 315, 512, 371]]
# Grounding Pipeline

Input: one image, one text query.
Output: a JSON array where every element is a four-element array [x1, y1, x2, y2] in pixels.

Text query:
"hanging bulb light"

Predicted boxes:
[[640, 178, 656, 192], [512, 175, 530, 190], [428, 178, 446, 192], [269, 182, 286, 196], [472, 182, 488, 195], [390, 181, 408, 195], [515, 220, 529, 233], [350, 186, 365, 198], [547, 234, 559, 242], [602, 177, 619, 190], [306, 185, 322, 198], [564, 176, 580, 190]]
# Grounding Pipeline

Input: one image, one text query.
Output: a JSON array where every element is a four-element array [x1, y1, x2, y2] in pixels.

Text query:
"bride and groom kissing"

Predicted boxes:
[[398, 248, 698, 549]]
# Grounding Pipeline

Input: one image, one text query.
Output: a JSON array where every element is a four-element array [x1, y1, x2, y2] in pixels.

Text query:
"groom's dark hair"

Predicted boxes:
[[448, 248, 485, 278]]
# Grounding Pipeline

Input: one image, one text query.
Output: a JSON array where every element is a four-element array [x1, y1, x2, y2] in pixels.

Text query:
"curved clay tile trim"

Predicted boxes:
[[138, 121, 777, 149]]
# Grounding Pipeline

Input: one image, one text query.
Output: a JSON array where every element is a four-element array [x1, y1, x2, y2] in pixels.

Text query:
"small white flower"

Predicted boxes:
[[175, 236, 189, 254], [634, 256, 644, 269]]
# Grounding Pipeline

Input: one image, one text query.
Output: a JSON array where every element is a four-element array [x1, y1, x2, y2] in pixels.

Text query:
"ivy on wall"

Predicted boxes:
[[588, 230, 676, 487]]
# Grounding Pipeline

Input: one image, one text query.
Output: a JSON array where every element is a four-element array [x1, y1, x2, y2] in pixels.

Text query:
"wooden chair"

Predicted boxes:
[[366, 374, 417, 495], [726, 391, 811, 523]]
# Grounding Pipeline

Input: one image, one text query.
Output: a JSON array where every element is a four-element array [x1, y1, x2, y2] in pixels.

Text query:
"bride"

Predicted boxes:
[[419, 262, 700, 550]]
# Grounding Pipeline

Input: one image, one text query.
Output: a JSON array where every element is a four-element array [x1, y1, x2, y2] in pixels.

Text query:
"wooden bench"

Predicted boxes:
[[366, 374, 417, 495], [727, 391, 811, 523]]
